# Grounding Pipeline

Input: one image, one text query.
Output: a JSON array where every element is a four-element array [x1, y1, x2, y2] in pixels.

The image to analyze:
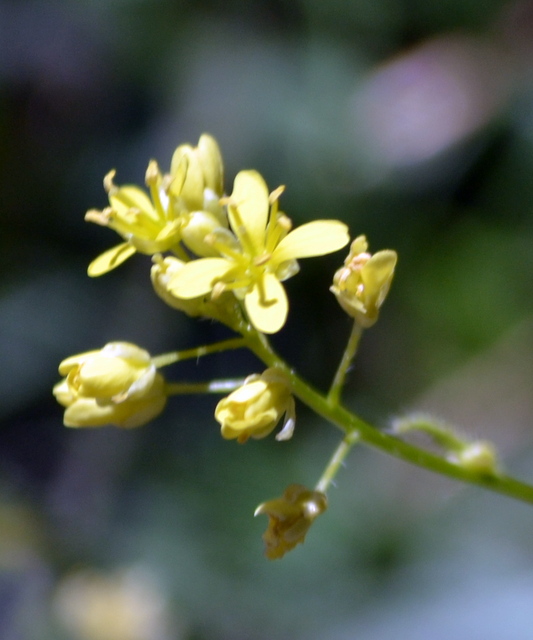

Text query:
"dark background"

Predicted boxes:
[[2, 1, 533, 638]]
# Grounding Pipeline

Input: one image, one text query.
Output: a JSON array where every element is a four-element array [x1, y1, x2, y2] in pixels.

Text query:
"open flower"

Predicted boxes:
[[53, 342, 167, 428], [255, 484, 328, 559], [86, 134, 225, 276], [167, 170, 350, 333], [215, 368, 295, 443], [330, 235, 397, 327], [85, 163, 183, 276]]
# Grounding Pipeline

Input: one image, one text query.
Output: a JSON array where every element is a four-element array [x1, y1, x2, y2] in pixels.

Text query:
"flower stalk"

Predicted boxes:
[[327, 320, 363, 406], [151, 337, 248, 368], [315, 431, 360, 494], [165, 379, 246, 395]]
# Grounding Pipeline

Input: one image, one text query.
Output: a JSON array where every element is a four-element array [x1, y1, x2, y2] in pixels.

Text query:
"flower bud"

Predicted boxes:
[[254, 484, 328, 559], [331, 235, 397, 327], [452, 441, 499, 476], [151, 255, 210, 317], [180, 210, 228, 257], [214, 368, 295, 443], [150, 255, 240, 327], [53, 343, 167, 428], [170, 134, 224, 210]]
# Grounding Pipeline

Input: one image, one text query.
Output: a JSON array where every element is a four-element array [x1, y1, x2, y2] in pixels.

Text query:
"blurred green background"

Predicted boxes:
[[3, 0, 533, 638]]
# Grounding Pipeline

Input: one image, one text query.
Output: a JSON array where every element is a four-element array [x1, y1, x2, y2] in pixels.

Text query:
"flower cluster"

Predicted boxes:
[[53, 133, 409, 560], [86, 134, 349, 334]]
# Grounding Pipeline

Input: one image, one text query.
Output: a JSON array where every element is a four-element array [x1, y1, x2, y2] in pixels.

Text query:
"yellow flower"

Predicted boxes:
[[53, 342, 167, 428], [86, 134, 225, 276], [85, 163, 182, 276], [254, 484, 328, 559], [167, 170, 350, 333], [214, 368, 295, 443], [330, 235, 397, 327]]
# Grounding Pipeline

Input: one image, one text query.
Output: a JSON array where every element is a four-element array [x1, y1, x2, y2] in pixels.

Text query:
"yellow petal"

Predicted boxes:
[[361, 250, 397, 301], [110, 186, 155, 218], [170, 143, 191, 177], [180, 153, 205, 210], [63, 392, 166, 429], [169, 154, 188, 198], [198, 134, 224, 194], [271, 220, 349, 264], [53, 378, 75, 406], [229, 171, 269, 252], [78, 357, 138, 398], [245, 274, 288, 334], [349, 235, 369, 257], [87, 243, 137, 277], [167, 258, 234, 299], [58, 350, 100, 376]]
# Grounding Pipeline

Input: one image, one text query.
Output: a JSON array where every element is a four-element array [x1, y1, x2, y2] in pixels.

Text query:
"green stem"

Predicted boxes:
[[165, 378, 246, 395], [244, 329, 533, 507], [152, 337, 247, 368], [315, 432, 360, 493], [327, 321, 363, 406]]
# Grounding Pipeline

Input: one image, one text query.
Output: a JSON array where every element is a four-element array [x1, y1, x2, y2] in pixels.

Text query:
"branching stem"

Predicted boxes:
[[244, 328, 533, 506]]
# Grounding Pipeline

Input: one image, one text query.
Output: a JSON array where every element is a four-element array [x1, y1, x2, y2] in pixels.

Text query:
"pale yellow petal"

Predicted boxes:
[[180, 154, 205, 210], [245, 273, 288, 334], [229, 170, 269, 252], [169, 155, 188, 198], [63, 392, 166, 428], [198, 134, 224, 194], [361, 250, 397, 304], [110, 186, 155, 218], [53, 378, 75, 406], [361, 250, 397, 286], [167, 258, 234, 299], [87, 243, 137, 277], [58, 350, 100, 376], [170, 144, 191, 177], [349, 235, 369, 257], [271, 220, 349, 264]]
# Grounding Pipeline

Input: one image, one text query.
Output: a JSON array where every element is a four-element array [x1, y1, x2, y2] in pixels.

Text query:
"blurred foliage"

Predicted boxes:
[[2, 0, 533, 638]]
